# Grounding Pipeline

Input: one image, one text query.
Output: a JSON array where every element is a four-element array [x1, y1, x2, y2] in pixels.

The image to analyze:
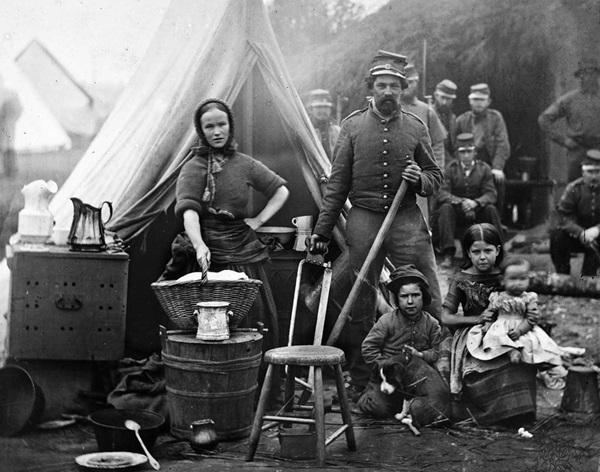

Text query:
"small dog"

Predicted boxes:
[[379, 351, 450, 429]]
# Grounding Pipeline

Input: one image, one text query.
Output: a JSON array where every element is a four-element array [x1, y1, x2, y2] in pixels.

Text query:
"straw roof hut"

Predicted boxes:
[[283, 0, 600, 214]]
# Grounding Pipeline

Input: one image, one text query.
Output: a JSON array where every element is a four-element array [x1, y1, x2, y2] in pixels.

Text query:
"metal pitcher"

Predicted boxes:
[[68, 197, 113, 251], [195, 301, 232, 341]]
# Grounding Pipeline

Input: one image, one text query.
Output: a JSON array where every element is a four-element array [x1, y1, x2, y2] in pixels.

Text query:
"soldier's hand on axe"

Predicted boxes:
[[307, 234, 330, 254]]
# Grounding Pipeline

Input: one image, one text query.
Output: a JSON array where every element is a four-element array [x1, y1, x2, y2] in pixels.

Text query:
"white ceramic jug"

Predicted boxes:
[[18, 180, 58, 243]]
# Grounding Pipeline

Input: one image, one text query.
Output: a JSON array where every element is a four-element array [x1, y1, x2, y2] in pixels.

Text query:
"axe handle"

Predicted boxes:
[[326, 180, 409, 346]]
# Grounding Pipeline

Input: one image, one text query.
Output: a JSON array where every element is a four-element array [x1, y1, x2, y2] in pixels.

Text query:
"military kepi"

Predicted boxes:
[[582, 149, 600, 169], [456, 133, 475, 151], [404, 64, 418, 79], [370, 50, 408, 79], [468, 83, 490, 99], [307, 89, 333, 107], [436, 79, 457, 99]]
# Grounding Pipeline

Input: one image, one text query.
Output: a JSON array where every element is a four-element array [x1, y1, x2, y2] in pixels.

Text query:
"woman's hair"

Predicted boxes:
[[499, 255, 531, 275], [461, 223, 505, 267], [193, 98, 237, 156]]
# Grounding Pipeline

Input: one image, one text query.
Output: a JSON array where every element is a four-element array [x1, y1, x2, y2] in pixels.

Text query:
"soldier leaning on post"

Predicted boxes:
[[307, 50, 443, 402]]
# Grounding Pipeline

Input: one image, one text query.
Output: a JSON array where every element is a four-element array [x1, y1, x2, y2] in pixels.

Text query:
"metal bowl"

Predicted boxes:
[[0, 366, 45, 436], [255, 226, 296, 247], [89, 409, 165, 453]]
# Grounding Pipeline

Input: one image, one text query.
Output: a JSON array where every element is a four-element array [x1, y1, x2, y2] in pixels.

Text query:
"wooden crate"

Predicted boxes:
[[7, 245, 129, 360]]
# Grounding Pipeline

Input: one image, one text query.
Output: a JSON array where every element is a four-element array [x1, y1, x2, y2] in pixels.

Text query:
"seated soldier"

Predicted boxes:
[[550, 149, 600, 276], [435, 133, 503, 268]]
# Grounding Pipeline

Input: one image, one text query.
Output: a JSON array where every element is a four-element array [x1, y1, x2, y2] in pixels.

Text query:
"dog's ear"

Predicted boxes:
[[380, 360, 395, 380], [393, 361, 408, 384]]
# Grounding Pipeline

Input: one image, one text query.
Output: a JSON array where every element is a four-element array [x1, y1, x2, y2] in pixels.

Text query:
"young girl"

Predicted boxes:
[[467, 256, 563, 366], [438, 224, 538, 426], [438, 223, 503, 393]]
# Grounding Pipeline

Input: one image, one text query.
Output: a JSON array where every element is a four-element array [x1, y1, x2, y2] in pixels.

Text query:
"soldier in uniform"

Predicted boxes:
[[432, 79, 458, 163], [305, 89, 341, 162], [308, 50, 443, 401], [435, 133, 503, 268], [400, 64, 446, 224], [538, 58, 600, 183], [400, 64, 446, 170], [455, 83, 510, 217], [550, 149, 600, 276]]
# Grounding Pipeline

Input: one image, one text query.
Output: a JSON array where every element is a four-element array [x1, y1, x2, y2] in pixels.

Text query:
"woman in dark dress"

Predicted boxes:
[[162, 97, 289, 352]]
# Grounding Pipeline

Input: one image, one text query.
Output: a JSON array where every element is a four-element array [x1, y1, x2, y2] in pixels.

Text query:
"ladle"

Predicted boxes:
[[124, 419, 160, 470]]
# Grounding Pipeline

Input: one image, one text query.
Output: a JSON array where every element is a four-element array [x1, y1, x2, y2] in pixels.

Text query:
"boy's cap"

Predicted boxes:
[[456, 133, 476, 151], [387, 264, 429, 294]]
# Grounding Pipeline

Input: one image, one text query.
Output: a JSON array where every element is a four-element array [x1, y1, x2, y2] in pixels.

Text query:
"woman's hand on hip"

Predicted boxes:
[[244, 217, 262, 231]]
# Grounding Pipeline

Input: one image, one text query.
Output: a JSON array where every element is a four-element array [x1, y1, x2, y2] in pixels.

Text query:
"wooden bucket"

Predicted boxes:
[[160, 327, 263, 440]]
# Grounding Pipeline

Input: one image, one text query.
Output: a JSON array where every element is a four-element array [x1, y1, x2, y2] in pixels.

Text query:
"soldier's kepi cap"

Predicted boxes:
[[404, 64, 419, 79], [435, 79, 457, 99], [370, 50, 408, 79], [582, 149, 600, 169], [468, 83, 490, 99], [307, 89, 333, 107], [456, 133, 476, 151]]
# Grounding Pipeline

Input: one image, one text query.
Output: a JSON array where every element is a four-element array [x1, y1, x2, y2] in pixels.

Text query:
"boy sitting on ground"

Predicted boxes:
[[356, 265, 444, 418]]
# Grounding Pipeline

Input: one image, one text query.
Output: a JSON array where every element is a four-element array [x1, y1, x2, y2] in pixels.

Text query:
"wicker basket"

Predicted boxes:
[[151, 278, 263, 330]]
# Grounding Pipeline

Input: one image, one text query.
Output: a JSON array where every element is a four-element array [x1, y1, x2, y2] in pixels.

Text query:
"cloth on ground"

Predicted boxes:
[[107, 353, 168, 420]]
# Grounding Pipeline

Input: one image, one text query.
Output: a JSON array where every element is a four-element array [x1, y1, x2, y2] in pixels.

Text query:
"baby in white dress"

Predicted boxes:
[[467, 256, 562, 366]]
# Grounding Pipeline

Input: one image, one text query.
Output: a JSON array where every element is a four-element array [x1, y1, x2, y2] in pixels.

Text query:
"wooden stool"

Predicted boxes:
[[245, 345, 356, 467], [561, 366, 600, 413]]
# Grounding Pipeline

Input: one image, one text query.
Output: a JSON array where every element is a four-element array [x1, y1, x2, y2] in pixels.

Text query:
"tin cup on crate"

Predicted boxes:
[[195, 301, 233, 341]]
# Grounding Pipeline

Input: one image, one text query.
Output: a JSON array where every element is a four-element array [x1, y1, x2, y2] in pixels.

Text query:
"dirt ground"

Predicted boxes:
[[1, 146, 600, 471], [2, 264, 599, 472]]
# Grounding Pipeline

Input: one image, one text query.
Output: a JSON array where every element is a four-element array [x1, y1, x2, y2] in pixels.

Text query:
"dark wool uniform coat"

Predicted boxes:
[[313, 104, 443, 239]]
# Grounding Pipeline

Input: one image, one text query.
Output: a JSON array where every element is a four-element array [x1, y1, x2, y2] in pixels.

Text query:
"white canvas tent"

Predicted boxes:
[[0, 0, 348, 355], [16, 39, 100, 137], [0, 52, 71, 153], [48, 0, 334, 237]]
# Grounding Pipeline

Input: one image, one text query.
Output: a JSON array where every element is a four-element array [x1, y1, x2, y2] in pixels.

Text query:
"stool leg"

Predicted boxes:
[[334, 364, 357, 451], [284, 365, 296, 413], [313, 366, 326, 467], [246, 364, 273, 462]]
